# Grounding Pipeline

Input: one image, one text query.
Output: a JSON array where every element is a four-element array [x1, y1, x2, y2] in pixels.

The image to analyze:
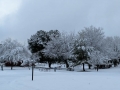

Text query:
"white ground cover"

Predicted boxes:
[[0, 65, 120, 90]]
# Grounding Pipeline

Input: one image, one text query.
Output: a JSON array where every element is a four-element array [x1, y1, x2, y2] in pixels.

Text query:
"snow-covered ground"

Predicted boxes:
[[0, 65, 120, 90]]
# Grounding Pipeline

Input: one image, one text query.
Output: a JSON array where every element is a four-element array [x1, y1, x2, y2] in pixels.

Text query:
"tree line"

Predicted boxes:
[[28, 26, 120, 71], [0, 26, 120, 71]]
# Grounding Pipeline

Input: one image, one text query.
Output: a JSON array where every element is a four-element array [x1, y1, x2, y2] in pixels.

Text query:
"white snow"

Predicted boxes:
[[0, 65, 120, 90]]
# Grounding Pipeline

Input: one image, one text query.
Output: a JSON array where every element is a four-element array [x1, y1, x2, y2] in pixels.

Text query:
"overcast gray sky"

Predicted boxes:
[[0, 0, 120, 44]]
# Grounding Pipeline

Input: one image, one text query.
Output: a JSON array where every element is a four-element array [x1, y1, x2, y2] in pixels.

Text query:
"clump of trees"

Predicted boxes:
[[28, 26, 120, 71]]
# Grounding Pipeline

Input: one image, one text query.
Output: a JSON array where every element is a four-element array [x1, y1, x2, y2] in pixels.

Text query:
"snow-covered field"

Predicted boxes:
[[0, 65, 120, 90]]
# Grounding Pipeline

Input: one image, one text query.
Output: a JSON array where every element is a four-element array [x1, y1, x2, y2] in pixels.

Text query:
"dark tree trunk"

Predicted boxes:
[[97, 65, 99, 72], [83, 63, 85, 71], [11, 65, 13, 70], [11, 61, 13, 70], [88, 64, 91, 69], [48, 61, 52, 68], [65, 60, 69, 68], [1, 65, 3, 71]]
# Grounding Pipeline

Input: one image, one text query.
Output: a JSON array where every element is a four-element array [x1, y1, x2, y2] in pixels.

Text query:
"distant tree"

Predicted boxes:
[[73, 26, 105, 71], [89, 50, 107, 71], [0, 38, 31, 70], [102, 36, 120, 66], [79, 26, 104, 51], [113, 36, 120, 62], [73, 38, 90, 71], [43, 33, 75, 68], [28, 30, 60, 68]]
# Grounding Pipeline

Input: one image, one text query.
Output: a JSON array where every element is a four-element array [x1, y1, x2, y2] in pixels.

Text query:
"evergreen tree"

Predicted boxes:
[[73, 39, 89, 71], [28, 30, 60, 68]]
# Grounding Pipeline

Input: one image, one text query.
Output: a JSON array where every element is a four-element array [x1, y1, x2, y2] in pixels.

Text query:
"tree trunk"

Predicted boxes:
[[65, 60, 69, 68], [11, 61, 13, 70], [1, 65, 3, 71], [11, 65, 13, 70], [48, 61, 52, 68], [88, 64, 91, 69], [83, 63, 85, 71], [97, 65, 99, 72]]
